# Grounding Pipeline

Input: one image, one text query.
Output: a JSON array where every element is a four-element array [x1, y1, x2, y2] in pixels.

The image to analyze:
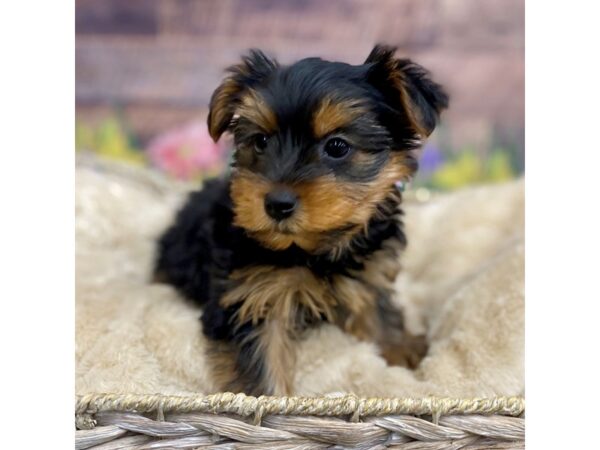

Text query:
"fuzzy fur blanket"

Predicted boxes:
[[75, 158, 524, 398]]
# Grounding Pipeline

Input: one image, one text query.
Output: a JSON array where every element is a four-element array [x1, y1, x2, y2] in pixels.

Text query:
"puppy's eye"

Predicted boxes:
[[323, 138, 350, 159], [253, 134, 268, 154]]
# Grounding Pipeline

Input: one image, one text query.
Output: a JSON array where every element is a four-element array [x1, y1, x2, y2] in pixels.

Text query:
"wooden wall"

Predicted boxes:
[[76, 0, 524, 154]]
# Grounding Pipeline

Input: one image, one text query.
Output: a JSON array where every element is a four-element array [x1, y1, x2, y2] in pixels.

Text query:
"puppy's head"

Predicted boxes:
[[208, 45, 448, 253]]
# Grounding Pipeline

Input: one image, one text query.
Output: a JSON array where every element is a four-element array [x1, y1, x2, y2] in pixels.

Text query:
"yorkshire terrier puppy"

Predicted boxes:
[[154, 45, 448, 395]]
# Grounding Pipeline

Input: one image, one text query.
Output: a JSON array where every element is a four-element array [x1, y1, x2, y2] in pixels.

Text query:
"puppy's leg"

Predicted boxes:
[[378, 332, 428, 369], [249, 319, 295, 395], [338, 239, 428, 369], [338, 292, 428, 369], [376, 296, 428, 369], [207, 320, 295, 395]]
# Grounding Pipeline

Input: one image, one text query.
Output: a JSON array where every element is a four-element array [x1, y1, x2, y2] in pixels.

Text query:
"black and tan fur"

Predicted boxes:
[[154, 45, 448, 395]]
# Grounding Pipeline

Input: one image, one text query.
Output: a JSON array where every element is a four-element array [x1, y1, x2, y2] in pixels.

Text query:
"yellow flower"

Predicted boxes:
[[75, 123, 95, 152], [96, 118, 145, 166], [486, 150, 515, 182], [76, 117, 146, 166], [431, 151, 483, 189], [430, 149, 516, 190]]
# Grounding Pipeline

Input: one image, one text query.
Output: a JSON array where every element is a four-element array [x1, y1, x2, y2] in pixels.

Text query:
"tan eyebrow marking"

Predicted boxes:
[[312, 97, 367, 138], [236, 90, 278, 133]]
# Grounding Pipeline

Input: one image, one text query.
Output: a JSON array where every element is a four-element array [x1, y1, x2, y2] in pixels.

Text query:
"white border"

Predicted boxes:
[[2, 1, 600, 446], [526, 1, 600, 448], [0, 1, 74, 446]]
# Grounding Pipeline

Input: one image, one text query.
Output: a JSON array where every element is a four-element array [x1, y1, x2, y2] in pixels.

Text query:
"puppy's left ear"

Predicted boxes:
[[365, 44, 448, 139]]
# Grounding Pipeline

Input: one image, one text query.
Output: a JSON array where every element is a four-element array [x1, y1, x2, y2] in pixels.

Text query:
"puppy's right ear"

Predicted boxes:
[[207, 50, 278, 142]]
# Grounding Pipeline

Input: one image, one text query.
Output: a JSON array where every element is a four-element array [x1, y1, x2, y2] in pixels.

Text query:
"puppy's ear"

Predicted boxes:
[[365, 44, 448, 139], [207, 49, 278, 141]]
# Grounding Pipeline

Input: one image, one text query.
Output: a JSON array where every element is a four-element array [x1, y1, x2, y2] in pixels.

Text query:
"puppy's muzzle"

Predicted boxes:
[[264, 189, 298, 221]]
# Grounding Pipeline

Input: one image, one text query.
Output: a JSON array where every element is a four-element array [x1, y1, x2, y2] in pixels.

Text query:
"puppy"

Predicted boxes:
[[154, 45, 448, 395]]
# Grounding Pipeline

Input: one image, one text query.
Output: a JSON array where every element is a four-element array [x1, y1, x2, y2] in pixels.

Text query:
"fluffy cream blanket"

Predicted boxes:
[[75, 158, 524, 398]]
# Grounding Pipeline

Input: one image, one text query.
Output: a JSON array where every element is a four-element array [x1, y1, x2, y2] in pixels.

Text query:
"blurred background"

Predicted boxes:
[[76, 0, 524, 191]]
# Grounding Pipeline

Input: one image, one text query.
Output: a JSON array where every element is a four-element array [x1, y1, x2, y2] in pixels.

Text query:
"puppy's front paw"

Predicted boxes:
[[380, 334, 429, 369]]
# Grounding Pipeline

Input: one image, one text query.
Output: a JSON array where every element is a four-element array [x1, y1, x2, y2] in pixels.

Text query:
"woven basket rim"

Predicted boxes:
[[76, 393, 525, 421]]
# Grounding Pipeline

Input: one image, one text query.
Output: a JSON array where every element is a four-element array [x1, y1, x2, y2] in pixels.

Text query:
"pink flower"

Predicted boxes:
[[147, 121, 228, 180]]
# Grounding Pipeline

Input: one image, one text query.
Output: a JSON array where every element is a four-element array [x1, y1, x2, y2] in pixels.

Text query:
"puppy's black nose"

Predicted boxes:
[[264, 190, 298, 221]]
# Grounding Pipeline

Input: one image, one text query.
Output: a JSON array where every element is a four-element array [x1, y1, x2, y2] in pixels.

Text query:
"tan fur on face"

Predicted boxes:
[[229, 153, 413, 253], [294, 177, 373, 232], [230, 170, 357, 252], [312, 97, 367, 138], [230, 170, 273, 234], [237, 90, 278, 133]]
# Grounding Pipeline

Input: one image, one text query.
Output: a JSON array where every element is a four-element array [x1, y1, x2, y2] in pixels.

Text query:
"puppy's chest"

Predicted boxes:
[[219, 238, 402, 336]]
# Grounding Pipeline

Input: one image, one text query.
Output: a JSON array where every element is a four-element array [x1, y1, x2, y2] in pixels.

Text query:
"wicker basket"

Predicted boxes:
[[75, 393, 525, 449]]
